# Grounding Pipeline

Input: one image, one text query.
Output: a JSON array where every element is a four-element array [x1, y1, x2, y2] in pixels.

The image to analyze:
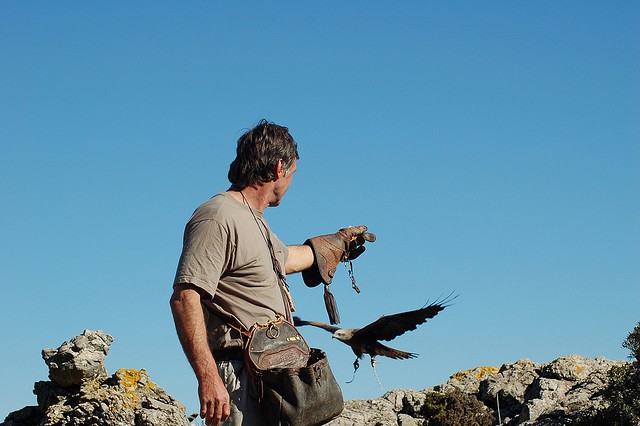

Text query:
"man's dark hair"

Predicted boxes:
[[228, 119, 299, 188]]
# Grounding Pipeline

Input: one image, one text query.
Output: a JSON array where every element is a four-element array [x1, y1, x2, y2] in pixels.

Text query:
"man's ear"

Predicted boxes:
[[275, 159, 285, 179]]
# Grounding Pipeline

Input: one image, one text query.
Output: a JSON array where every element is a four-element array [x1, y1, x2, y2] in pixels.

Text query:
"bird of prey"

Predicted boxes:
[[293, 294, 455, 382]]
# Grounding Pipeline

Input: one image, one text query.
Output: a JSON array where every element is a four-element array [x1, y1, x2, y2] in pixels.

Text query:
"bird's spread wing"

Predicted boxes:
[[354, 294, 456, 342], [293, 316, 340, 334]]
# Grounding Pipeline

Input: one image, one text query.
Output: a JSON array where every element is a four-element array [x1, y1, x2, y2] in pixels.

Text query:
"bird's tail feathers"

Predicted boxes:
[[377, 342, 417, 360]]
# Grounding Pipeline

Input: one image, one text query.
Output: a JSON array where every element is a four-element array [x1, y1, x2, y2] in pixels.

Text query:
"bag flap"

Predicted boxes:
[[246, 317, 310, 371]]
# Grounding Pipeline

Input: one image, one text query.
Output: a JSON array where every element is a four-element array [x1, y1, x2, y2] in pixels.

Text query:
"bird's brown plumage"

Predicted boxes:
[[294, 294, 455, 372]]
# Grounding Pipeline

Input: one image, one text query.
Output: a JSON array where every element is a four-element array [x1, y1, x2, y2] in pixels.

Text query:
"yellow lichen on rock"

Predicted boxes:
[[117, 369, 143, 389], [450, 366, 500, 381], [114, 368, 160, 407], [116, 369, 145, 408]]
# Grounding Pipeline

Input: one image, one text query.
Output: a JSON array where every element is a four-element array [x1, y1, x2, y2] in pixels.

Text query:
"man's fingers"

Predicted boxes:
[[199, 398, 207, 419], [348, 234, 376, 252], [339, 225, 368, 239], [200, 399, 226, 426], [340, 226, 376, 243], [211, 405, 222, 426], [207, 398, 230, 426], [221, 402, 231, 422], [349, 236, 365, 248], [363, 232, 376, 242], [201, 399, 214, 425], [348, 245, 366, 260]]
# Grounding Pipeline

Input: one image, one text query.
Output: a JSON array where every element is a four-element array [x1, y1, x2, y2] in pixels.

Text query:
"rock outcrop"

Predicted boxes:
[[3, 330, 627, 426], [2, 330, 190, 426], [41, 329, 113, 388], [328, 354, 627, 426]]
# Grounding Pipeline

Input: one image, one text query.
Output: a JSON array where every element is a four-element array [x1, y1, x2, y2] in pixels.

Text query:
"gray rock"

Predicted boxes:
[[541, 354, 594, 381], [525, 377, 569, 401], [398, 389, 428, 418], [41, 329, 113, 387], [478, 358, 539, 419], [327, 355, 627, 426], [2, 330, 190, 426], [397, 413, 421, 426], [325, 397, 399, 426], [443, 365, 501, 395]]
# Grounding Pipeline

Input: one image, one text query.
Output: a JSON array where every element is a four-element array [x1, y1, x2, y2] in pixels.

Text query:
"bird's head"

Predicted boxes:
[[332, 329, 350, 342]]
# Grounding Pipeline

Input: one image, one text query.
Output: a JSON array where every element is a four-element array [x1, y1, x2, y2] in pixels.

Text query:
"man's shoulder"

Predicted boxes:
[[189, 192, 244, 224]]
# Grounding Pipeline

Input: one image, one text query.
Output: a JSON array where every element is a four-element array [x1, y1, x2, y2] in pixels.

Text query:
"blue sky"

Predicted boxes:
[[1, 1, 639, 419]]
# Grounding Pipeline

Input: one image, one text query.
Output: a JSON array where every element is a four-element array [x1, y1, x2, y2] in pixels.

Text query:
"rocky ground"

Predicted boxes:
[[328, 355, 627, 425], [2, 330, 628, 425]]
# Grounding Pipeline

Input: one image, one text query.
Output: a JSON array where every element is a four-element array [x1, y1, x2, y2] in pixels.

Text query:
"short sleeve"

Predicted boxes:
[[173, 219, 230, 298]]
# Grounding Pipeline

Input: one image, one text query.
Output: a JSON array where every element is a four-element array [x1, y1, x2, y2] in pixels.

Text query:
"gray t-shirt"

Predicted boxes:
[[173, 192, 289, 349]]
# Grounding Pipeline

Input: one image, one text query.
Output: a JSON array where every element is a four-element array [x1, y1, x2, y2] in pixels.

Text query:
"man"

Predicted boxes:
[[170, 120, 373, 426]]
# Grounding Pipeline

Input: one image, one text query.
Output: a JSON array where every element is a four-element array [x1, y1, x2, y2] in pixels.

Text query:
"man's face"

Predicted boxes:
[[270, 159, 297, 207]]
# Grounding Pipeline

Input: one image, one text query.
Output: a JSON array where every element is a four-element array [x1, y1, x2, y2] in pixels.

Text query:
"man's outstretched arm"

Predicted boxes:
[[285, 245, 314, 274], [170, 284, 230, 426]]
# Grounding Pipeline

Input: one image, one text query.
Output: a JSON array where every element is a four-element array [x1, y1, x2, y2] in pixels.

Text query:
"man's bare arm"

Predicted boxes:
[[285, 244, 314, 274], [170, 284, 230, 425]]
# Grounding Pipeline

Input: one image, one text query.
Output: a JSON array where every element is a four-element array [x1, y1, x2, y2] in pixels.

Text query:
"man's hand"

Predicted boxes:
[[301, 225, 376, 324], [301, 225, 376, 287], [198, 372, 230, 426], [337, 225, 377, 262]]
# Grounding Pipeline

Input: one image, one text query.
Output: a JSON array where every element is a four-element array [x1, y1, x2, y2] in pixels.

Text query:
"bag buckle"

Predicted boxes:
[[266, 323, 280, 339]]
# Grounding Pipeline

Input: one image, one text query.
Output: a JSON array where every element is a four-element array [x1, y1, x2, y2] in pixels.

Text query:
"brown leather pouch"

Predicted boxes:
[[245, 315, 310, 372]]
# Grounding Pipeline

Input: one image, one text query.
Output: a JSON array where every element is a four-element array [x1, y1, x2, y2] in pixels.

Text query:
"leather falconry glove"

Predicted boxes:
[[302, 225, 376, 324]]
